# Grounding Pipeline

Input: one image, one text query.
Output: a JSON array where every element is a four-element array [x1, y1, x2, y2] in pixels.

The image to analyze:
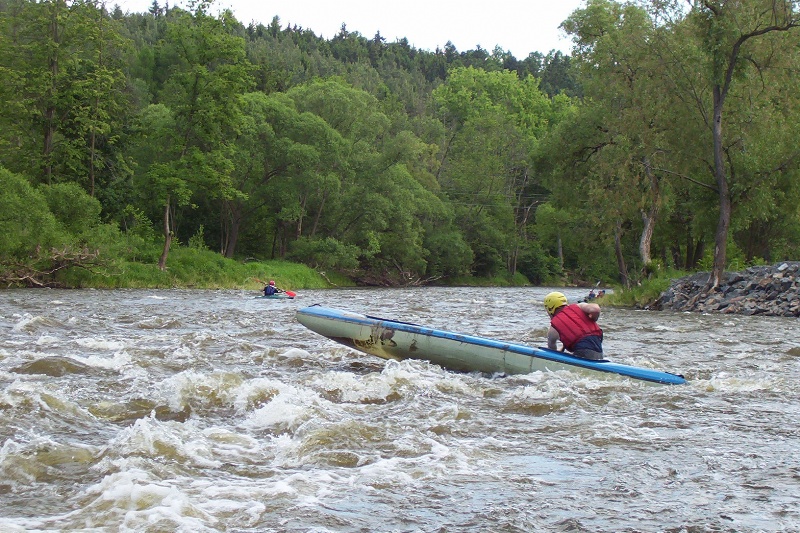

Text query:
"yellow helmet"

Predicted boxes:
[[544, 292, 568, 315]]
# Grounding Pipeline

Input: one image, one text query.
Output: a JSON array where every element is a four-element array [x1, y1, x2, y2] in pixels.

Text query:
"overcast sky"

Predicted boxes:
[[111, 0, 585, 57]]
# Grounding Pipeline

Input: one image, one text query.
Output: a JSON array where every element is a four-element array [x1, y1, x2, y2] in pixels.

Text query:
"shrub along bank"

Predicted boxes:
[[50, 249, 353, 292]]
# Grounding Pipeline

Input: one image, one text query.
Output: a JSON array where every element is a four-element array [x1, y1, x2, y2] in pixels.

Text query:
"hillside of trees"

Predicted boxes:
[[1, 0, 799, 289]]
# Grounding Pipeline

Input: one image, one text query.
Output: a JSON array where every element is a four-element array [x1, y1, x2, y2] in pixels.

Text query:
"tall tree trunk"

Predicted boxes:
[[43, 104, 56, 184], [701, 18, 800, 286], [685, 231, 693, 269], [224, 220, 241, 259], [639, 212, 655, 266], [614, 221, 630, 289], [89, 8, 104, 198], [639, 157, 659, 269], [296, 193, 307, 239], [158, 196, 172, 271], [556, 234, 564, 271], [221, 200, 242, 258], [686, 235, 705, 270], [43, 3, 61, 184], [310, 191, 328, 237], [708, 84, 730, 289], [671, 244, 683, 270], [509, 169, 533, 278], [89, 123, 97, 197], [271, 222, 280, 259]]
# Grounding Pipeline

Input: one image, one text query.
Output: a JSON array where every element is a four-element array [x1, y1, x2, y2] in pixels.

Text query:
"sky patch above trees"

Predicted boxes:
[[113, 0, 583, 56]]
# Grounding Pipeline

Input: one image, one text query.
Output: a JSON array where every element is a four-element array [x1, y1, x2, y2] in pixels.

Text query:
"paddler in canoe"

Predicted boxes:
[[263, 280, 283, 296], [544, 291, 604, 361]]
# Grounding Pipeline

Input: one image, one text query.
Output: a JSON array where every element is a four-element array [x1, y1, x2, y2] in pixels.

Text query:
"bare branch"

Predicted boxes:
[[651, 166, 718, 191]]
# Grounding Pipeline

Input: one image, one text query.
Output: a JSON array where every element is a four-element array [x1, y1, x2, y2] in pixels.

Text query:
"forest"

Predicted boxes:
[[1, 0, 799, 289]]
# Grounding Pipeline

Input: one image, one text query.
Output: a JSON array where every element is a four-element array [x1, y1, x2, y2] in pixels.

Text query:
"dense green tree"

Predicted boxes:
[[557, 0, 674, 285], [648, 0, 800, 287], [286, 78, 451, 283], [0, 0, 130, 191], [39, 182, 102, 235], [0, 166, 120, 287], [434, 66, 557, 277], [138, 3, 253, 270], [0, 168, 63, 258], [4, 0, 799, 289], [221, 91, 347, 259]]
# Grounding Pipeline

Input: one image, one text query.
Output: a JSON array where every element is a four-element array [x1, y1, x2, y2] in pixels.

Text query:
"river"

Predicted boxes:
[[0, 287, 798, 532]]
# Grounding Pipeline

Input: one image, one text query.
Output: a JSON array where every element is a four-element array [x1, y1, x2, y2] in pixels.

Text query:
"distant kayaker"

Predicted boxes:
[[543, 291, 604, 360], [264, 280, 283, 296]]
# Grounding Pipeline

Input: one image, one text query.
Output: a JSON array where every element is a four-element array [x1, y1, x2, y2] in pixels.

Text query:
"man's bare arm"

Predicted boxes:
[[577, 302, 600, 322]]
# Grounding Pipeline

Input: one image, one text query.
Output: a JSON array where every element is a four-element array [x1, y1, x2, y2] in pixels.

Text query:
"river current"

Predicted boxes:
[[0, 287, 798, 532]]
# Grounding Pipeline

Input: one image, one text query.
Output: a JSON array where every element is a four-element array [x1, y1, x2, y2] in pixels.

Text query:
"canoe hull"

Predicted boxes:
[[295, 305, 686, 385], [255, 294, 294, 300]]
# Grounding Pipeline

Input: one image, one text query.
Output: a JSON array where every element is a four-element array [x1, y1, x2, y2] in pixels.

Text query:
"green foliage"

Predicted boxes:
[[121, 204, 157, 242], [188, 225, 209, 251], [0, 0, 132, 193], [59, 242, 346, 289], [608, 269, 689, 309], [0, 168, 64, 257], [244, 259, 354, 289], [516, 241, 561, 285], [423, 229, 473, 278], [38, 182, 103, 235], [287, 237, 360, 271], [2, 1, 798, 291]]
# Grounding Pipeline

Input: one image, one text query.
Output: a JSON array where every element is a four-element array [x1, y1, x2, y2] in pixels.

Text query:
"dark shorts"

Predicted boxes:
[[572, 348, 605, 361], [572, 336, 604, 360]]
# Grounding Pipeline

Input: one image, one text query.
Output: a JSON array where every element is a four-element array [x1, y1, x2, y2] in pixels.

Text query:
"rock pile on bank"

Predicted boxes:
[[652, 262, 800, 317]]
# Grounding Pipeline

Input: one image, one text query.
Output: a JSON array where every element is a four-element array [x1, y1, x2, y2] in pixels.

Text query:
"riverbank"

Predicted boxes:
[[652, 262, 800, 317]]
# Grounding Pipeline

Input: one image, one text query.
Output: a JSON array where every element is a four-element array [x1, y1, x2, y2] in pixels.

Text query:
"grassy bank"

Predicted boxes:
[[601, 269, 688, 308], [58, 246, 355, 291]]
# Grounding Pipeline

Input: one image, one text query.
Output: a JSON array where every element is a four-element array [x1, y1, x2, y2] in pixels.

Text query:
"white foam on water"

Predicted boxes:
[[77, 468, 215, 531], [342, 435, 473, 488], [582, 418, 663, 445], [0, 438, 36, 484], [74, 337, 126, 351], [512, 380, 574, 402], [200, 428, 263, 464], [0, 380, 87, 417], [171, 344, 193, 358], [279, 347, 312, 361], [312, 370, 395, 403], [311, 358, 487, 404], [190, 490, 266, 529], [68, 349, 132, 371], [11, 313, 66, 333], [158, 369, 244, 413], [3, 288, 799, 531], [0, 433, 101, 490], [243, 387, 324, 434], [110, 416, 223, 469], [34, 334, 61, 345], [698, 373, 784, 393], [11, 313, 37, 332]]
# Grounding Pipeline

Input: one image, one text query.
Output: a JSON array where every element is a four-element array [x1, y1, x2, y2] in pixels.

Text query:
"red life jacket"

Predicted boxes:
[[550, 304, 603, 351]]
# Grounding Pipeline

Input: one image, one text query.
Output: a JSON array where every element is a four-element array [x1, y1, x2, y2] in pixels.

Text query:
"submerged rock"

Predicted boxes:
[[652, 262, 800, 317]]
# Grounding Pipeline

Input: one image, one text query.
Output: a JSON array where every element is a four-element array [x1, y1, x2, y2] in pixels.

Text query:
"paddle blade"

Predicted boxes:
[[285, 290, 296, 298]]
